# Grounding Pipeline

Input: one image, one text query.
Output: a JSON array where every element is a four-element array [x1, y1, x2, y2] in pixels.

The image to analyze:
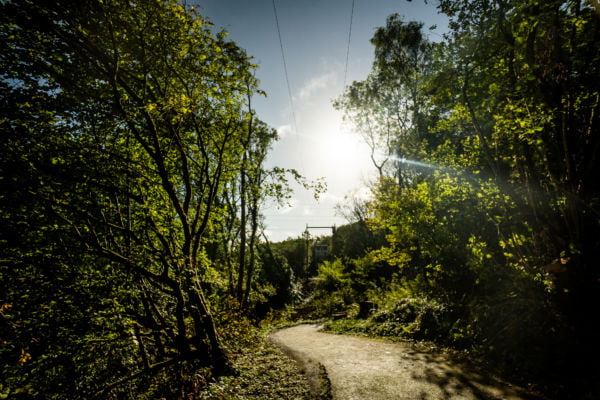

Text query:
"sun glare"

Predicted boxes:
[[311, 124, 373, 192]]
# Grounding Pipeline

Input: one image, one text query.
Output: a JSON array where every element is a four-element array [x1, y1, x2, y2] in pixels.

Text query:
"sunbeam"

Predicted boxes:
[[392, 156, 442, 171], [380, 154, 447, 172]]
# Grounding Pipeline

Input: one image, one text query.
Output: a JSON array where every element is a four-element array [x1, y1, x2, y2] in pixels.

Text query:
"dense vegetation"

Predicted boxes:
[[313, 1, 600, 398], [1, 0, 599, 399], [0, 0, 319, 398]]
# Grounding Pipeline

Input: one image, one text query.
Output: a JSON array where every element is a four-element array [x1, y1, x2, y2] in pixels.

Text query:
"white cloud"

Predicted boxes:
[[297, 71, 337, 101], [302, 206, 315, 216], [319, 191, 344, 204], [263, 228, 298, 242], [276, 124, 294, 138]]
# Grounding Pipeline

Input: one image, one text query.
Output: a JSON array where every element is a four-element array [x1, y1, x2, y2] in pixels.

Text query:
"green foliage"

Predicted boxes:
[[305, 260, 351, 317], [255, 246, 295, 310], [197, 341, 312, 400], [312, 260, 348, 294], [0, 0, 309, 397], [328, 296, 456, 343], [325, 1, 600, 397], [331, 221, 386, 259]]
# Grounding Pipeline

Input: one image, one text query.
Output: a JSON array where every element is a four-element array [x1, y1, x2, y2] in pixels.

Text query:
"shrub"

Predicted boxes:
[[311, 259, 347, 294]]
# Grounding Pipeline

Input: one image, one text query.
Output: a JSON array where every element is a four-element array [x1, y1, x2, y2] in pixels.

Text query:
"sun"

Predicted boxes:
[[309, 115, 374, 192]]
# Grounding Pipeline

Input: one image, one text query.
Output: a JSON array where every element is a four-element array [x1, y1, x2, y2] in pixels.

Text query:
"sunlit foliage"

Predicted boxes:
[[327, 1, 600, 397], [0, 0, 314, 397]]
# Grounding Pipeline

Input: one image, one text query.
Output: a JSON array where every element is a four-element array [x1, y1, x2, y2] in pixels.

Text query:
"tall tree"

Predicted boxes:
[[1, 0, 262, 396], [334, 15, 435, 185], [435, 0, 600, 308], [332, 0, 600, 395]]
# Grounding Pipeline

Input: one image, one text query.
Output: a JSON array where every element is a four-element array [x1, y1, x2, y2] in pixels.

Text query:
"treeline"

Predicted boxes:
[[302, 1, 600, 398], [2, 0, 600, 398], [0, 1, 322, 398]]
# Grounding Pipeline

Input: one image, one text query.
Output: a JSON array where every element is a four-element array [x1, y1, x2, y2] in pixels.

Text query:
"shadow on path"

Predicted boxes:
[[270, 324, 548, 400], [400, 348, 547, 400]]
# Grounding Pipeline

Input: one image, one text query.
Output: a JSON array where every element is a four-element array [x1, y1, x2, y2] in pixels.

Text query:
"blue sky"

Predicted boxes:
[[196, 0, 448, 242]]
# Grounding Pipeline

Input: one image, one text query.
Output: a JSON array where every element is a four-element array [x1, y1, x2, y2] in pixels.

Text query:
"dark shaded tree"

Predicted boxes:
[[1, 0, 267, 397]]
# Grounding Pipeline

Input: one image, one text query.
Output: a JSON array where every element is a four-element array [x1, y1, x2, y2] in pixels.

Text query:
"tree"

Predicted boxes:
[[328, 1, 600, 395], [1, 0, 265, 396], [209, 109, 323, 310], [334, 15, 436, 185], [435, 0, 600, 310], [430, 1, 600, 392]]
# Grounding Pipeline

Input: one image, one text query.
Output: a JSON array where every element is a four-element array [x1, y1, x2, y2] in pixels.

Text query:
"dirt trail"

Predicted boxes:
[[269, 323, 544, 400]]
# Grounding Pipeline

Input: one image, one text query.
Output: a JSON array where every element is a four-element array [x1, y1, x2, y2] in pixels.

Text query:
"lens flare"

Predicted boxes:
[[388, 155, 443, 171]]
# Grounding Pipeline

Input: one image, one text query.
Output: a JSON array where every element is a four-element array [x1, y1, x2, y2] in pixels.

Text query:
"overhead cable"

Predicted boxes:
[[272, 0, 298, 134], [343, 0, 355, 88]]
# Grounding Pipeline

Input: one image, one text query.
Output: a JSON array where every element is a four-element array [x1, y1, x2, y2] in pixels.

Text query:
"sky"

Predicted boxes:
[[196, 0, 449, 242]]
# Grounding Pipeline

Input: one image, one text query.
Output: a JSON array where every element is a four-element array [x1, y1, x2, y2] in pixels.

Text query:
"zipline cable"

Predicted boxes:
[[343, 0, 355, 89], [272, 0, 298, 135]]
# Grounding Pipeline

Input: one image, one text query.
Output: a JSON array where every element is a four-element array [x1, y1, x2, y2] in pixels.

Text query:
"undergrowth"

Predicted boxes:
[[198, 341, 313, 400], [194, 299, 313, 399]]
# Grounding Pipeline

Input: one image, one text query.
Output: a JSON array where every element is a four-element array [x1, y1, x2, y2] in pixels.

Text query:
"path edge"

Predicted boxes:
[[267, 325, 333, 400]]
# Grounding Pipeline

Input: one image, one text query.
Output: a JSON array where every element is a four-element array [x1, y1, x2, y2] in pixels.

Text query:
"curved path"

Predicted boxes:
[[270, 323, 544, 400]]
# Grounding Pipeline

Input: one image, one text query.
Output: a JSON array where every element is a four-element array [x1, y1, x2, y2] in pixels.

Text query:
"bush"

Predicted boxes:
[[372, 297, 419, 323], [307, 292, 346, 318], [370, 296, 456, 341], [311, 259, 347, 294], [408, 299, 454, 341]]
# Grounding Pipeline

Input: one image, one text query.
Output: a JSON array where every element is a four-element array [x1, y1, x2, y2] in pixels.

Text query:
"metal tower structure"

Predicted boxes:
[[303, 224, 336, 272]]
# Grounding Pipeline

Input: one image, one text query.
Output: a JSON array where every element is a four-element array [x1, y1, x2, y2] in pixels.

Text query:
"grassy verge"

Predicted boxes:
[[198, 338, 313, 399], [323, 318, 471, 360], [323, 318, 407, 340]]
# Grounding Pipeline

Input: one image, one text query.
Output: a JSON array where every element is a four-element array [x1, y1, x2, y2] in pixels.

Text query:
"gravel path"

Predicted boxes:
[[269, 323, 544, 400]]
